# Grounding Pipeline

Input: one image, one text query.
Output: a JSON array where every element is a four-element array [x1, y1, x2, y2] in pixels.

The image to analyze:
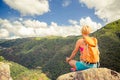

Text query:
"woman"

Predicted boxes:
[[66, 25, 100, 71]]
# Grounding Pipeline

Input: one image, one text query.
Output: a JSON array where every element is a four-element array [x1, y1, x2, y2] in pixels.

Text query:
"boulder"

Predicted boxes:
[[0, 62, 12, 80], [57, 68, 120, 80]]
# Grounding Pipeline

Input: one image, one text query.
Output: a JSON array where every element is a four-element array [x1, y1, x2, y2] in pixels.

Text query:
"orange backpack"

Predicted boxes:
[[85, 37, 100, 63]]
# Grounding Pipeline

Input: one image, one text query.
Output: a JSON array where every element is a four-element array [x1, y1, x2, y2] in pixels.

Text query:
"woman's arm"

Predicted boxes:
[[66, 40, 80, 62]]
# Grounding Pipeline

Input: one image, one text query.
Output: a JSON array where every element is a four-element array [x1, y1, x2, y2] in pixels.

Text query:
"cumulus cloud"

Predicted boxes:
[[0, 17, 102, 39], [79, 0, 120, 23], [23, 20, 47, 28], [35, 22, 80, 37], [69, 19, 78, 25], [62, 0, 71, 7], [3, 0, 50, 16], [0, 29, 9, 39]]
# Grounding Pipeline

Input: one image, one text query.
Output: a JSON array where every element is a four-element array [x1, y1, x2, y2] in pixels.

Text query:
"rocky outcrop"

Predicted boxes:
[[0, 62, 12, 80], [57, 68, 120, 80]]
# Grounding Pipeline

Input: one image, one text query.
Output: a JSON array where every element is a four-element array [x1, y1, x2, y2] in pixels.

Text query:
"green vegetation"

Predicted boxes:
[[3, 60, 50, 80], [93, 19, 120, 71], [14, 70, 50, 80], [9, 61, 29, 79], [0, 56, 5, 61], [0, 19, 120, 79]]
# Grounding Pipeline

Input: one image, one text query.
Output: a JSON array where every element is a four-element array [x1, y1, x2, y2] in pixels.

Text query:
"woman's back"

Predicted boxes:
[[77, 37, 99, 63]]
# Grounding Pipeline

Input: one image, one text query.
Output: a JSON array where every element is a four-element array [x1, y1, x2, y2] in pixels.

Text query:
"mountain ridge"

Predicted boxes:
[[0, 19, 120, 80]]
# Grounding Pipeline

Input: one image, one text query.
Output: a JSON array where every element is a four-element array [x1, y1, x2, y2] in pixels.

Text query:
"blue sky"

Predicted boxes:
[[0, 0, 120, 39], [0, 0, 103, 25]]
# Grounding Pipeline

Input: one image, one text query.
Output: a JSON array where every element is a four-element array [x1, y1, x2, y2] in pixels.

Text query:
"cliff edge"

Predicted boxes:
[[0, 62, 12, 80], [57, 68, 120, 80]]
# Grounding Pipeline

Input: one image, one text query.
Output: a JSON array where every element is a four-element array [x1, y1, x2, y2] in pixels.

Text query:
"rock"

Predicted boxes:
[[0, 62, 12, 80], [57, 68, 120, 80]]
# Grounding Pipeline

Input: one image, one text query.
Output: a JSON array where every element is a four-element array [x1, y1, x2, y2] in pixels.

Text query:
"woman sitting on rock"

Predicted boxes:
[[66, 25, 100, 71]]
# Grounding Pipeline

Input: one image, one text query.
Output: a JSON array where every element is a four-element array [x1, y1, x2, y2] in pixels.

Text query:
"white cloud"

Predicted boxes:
[[0, 17, 102, 39], [0, 19, 36, 38], [0, 29, 9, 39], [69, 19, 78, 25], [35, 22, 80, 37], [23, 20, 47, 28], [3, 0, 50, 16], [79, 0, 120, 23], [18, 27, 35, 37], [62, 0, 71, 7]]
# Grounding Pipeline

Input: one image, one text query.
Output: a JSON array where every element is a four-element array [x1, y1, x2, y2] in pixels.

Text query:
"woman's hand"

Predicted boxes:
[[66, 57, 71, 63]]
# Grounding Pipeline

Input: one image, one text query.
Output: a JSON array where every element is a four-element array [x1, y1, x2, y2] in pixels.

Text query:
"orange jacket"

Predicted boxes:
[[69, 36, 99, 63]]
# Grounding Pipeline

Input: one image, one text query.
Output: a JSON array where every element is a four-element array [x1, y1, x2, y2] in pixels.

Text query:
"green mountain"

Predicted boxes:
[[0, 19, 120, 80], [93, 19, 120, 71]]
